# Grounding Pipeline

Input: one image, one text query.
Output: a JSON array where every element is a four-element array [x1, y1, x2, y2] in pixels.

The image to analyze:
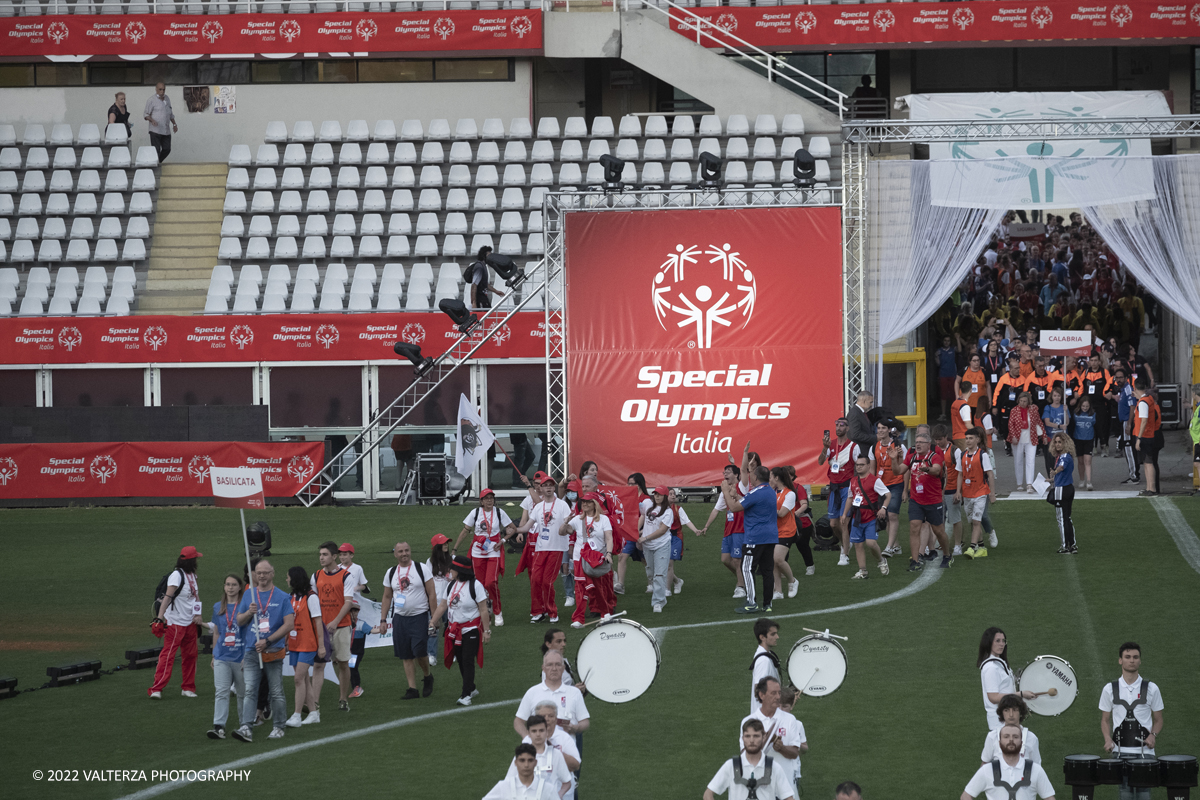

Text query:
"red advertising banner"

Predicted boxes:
[[668, 0, 1200, 48], [564, 207, 844, 488], [0, 311, 546, 365], [0, 9, 541, 59], [0, 441, 324, 499]]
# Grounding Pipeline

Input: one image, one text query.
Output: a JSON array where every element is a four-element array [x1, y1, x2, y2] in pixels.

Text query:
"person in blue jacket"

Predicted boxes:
[[1047, 432, 1077, 555], [207, 574, 247, 740]]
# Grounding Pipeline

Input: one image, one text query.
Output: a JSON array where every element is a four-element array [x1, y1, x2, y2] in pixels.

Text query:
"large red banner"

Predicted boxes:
[[0, 9, 541, 59], [0, 311, 546, 365], [0, 441, 324, 499], [564, 207, 844, 488], [669, 0, 1199, 48]]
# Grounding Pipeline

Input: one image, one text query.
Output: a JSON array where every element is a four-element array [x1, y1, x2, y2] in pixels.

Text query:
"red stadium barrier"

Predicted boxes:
[[668, 0, 1196, 48], [564, 206, 844, 487], [0, 9, 541, 58], [0, 441, 325, 499], [0, 312, 547, 365]]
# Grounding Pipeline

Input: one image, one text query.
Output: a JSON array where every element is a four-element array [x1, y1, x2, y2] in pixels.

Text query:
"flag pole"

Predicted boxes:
[[238, 507, 264, 669], [491, 437, 525, 475]]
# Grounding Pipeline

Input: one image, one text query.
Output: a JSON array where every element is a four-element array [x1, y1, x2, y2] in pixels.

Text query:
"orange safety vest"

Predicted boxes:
[[314, 568, 352, 628], [874, 440, 905, 487], [1136, 395, 1162, 438], [288, 593, 319, 653], [959, 448, 991, 498], [962, 368, 988, 408], [937, 443, 959, 493], [776, 489, 797, 539], [951, 398, 971, 440]]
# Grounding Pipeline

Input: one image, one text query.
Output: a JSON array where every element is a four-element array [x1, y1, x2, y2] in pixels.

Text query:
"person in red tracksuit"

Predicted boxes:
[[518, 475, 572, 624], [564, 492, 615, 627], [149, 545, 204, 699], [453, 488, 518, 628]]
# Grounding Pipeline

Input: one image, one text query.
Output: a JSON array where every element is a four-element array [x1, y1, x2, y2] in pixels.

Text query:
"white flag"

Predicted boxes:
[[455, 393, 495, 480]]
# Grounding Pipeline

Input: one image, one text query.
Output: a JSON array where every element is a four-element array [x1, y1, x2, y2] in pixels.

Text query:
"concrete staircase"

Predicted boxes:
[[136, 163, 225, 316]]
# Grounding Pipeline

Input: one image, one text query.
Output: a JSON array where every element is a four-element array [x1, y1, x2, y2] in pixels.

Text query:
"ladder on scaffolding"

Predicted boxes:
[[294, 260, 553, 507]]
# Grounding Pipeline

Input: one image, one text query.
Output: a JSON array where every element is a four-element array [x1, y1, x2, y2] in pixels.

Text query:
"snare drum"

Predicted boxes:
[[1126, 758, 1161, 789], [1159, 755, 1199, 788], [786, 634, 847, 697], [1017, 654, 1078, 716], [1097, 759, 1125, 785], [1063, 754, 1101, 786], [575, 618, 660, 704]]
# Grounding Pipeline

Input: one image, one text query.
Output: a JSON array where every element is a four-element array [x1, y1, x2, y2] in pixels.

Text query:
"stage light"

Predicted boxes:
[[394, 342, 435, 377], [417, 454, 447, 500], [245, 521, 272, 557], [486, 252, 527, 289], [125, 647, 164, 670], [599, 154, 625, 186], [439, 298, 480, 334], [792, 148, 817, 185], [699, 152, 723, 185], [46, 660, 101, 687], [0, 676, 17, 700]]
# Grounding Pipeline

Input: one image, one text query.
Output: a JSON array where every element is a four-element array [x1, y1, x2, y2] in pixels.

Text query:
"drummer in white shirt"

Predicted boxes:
[[977, 627, 1036, 729], [961, 724, 1056, 800], [750, 618, 781, 714], [1099, 641, 1165, 800], [981, 695, 1041, 765], [705, 718, 796, 800], [515, 651, 590, 739], [739, 677, 806, 797], [505, 715, 572, 798], [483, 744, 559, 800]]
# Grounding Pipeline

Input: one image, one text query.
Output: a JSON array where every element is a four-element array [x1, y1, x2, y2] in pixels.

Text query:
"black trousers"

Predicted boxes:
[[1049, 484, 1075, 548], [349, 636, 365, 687], [150, 131, 172, 162], [454, 629, 480, 698], [741, 543, 775, 608], [793, 524, 814, 568]]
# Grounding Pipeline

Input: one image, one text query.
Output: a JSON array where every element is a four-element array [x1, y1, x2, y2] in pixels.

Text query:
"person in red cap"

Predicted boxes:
[[564, 491, 615, 627], [428, 555, 491, 705], [149, 545, 204, 699], [337, 543, 369, 698], [518, 473, 572, 623], [453, 488, 518, 627]]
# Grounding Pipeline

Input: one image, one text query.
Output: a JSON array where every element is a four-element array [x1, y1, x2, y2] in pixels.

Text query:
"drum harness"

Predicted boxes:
[[731, 755, 775, 799], [751, 649, 783, 682], [1111, 678, 1151, 749], [991, 759, 1034, 800]]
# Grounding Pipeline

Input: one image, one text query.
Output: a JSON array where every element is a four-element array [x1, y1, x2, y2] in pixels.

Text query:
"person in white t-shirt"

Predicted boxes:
[[483, 744, 559, 800], [740, 677, 807, 797], [149, 545, 204, 699], [428, 555, 490, 706], [564, 492, 615, 628], [379, 542, 438, 701], [977, 627, 1036, 730], [981, 695, 1041, 765], [518, 476, 572, 624], [505, 715, 572, 798], [961, 724, 1056, 800], [515, 651, 590, 738], [1100, 641, 1165, 800], [453, 487, 517, 627], [337, 543, 369, 698], [750, 618, 781, 713], [638, 486, 674, 612], [705, 718, 796, 800]]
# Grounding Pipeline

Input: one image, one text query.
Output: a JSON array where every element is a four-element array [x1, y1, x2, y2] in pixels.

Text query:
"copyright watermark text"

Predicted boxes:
[[33, 769, 252, 782]]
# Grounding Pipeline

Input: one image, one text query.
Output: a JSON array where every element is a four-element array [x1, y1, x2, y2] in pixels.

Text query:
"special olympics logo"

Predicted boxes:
[[651, 243, 757, 350], [315, 324, 339, 349], [952, 8, 974, 29], [280, 19, 302, 42], [872, 9, 895, 31], [599, 488, 625, 527], [230, 324, 254, 350], [794, 11, 817, 33], [714, 13, 738, 32], [1031, 5, 1053, 28], [58, 326, 82, 352], [356, 18, 377, 41], [1110, 4, 1132, 26], [0, 457, 17, 486], [144, 325, 168, 351], [201, 20, 223, 43], [510, 15, 532, 38], [400, 322, 426, 344], [491, 324, 512, 346], [90, 455, 118, 484], [125, 21, 147, 43], [1191, 3, 1200, 24], [433, 17, 455, 39], [287, 455, 314, 481], [187, 455, 214, 483], [48, 21, 69, 44]]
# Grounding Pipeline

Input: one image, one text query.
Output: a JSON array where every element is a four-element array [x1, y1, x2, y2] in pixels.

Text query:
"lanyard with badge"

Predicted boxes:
[[478, 508, 496, 554], [185, 572, 201, 617], [254, 587, 271, 638], [223, 604, 238, 649], [394, 563, 413, 612], [539, 503, 553, 541], [963, 450, 980, 487]]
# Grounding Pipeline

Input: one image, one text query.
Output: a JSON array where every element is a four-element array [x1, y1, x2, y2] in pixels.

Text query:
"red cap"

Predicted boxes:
[[653, 485, 670, 496], [581, 492, 603, 504], [338, 542, 355, 553], [480, 487, 495, 499], [534, 471, 556, 485], [566, 480, 583, 492], [431, 533, 451, 546], [180, 545, 203, 559]]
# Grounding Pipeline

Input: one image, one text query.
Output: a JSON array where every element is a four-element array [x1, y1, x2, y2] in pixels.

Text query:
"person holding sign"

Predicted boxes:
[[149, 545, 204, 700], [232, 560, 294, 743]]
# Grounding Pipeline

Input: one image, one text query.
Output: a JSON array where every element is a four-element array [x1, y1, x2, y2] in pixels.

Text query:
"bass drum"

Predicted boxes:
[[1017, 654, 1078, 716], [786, 634, 847, 697], [576, 618, 661, 704]]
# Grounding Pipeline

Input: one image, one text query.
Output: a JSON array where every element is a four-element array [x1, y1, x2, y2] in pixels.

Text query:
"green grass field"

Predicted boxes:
[[1, 497, 1198, 800]]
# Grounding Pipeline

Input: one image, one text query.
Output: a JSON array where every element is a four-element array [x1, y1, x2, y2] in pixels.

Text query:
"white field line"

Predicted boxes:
[[1150, 496, 1200, 574]]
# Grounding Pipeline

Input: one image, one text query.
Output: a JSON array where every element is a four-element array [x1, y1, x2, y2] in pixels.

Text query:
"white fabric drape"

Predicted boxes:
[[866, 158, 1007, 395]]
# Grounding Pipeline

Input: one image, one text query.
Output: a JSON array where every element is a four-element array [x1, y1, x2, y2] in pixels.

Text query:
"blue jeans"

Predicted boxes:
[[212, 659, 244, 728], [427, 621, 442, 663], [241, 654, 286, 731], [563, 571, 575, 599], [643, 544, 669, 606]]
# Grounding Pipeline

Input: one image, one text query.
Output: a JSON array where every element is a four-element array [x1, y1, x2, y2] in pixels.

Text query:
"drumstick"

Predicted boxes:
[[802, 627, 849, 641], [1028, 688, 1058, 698], [795, 666, 820, 697], [579, 610, 627, 629]]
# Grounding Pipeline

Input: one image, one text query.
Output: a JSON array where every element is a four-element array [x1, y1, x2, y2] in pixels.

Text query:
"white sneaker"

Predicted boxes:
[[457, 696, 472, 706], [301, 710, 320, 726], [878, 558, 890, 576], [570, 621, 583, 629], [428, 654, 437, 666], [805, 566, 815, 576], [772, 591, 784, 600], [645, 585, 653, 593], [788, 579, 800, 598], [564, 597, 575, 607], [837, 554, 850, 566], [285, 712, 303, 728], [988, 530, 999, 548], [613, 582, 625, 595], [494, 613, 504, 627], [673, 578, 684, 594], [952, 545, 963, 556], [733, 587, 746, 599], [149, 691, 162, 699], [1027, 485, 1037, 494], [652, 604, 663, 613], [181, 690, 198, 698], [548, 616, 559, 623], [664, 589, 671, 597], [268, 728, 285, 739]]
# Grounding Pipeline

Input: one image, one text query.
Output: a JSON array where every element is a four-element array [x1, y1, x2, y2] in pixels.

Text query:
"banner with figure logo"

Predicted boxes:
[[564, 207, 844, 487], [0, 441, 323, 500], [455, 393, 496, 481]]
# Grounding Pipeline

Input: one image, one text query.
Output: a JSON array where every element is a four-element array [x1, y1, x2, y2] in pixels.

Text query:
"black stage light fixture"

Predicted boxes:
[[245, 521, 272, 557], [438, 298, 479, 334], [699, 151, 723, 185], [0, 676, 17, 700], [417, 454, 447, 500], [599, 154, 625, 186], [394, 342, 435, 377], [46, 660, 101, 687], [486, 252, 526, 288], [125, 647, 164, 670], [793, 148, 817, 185]]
